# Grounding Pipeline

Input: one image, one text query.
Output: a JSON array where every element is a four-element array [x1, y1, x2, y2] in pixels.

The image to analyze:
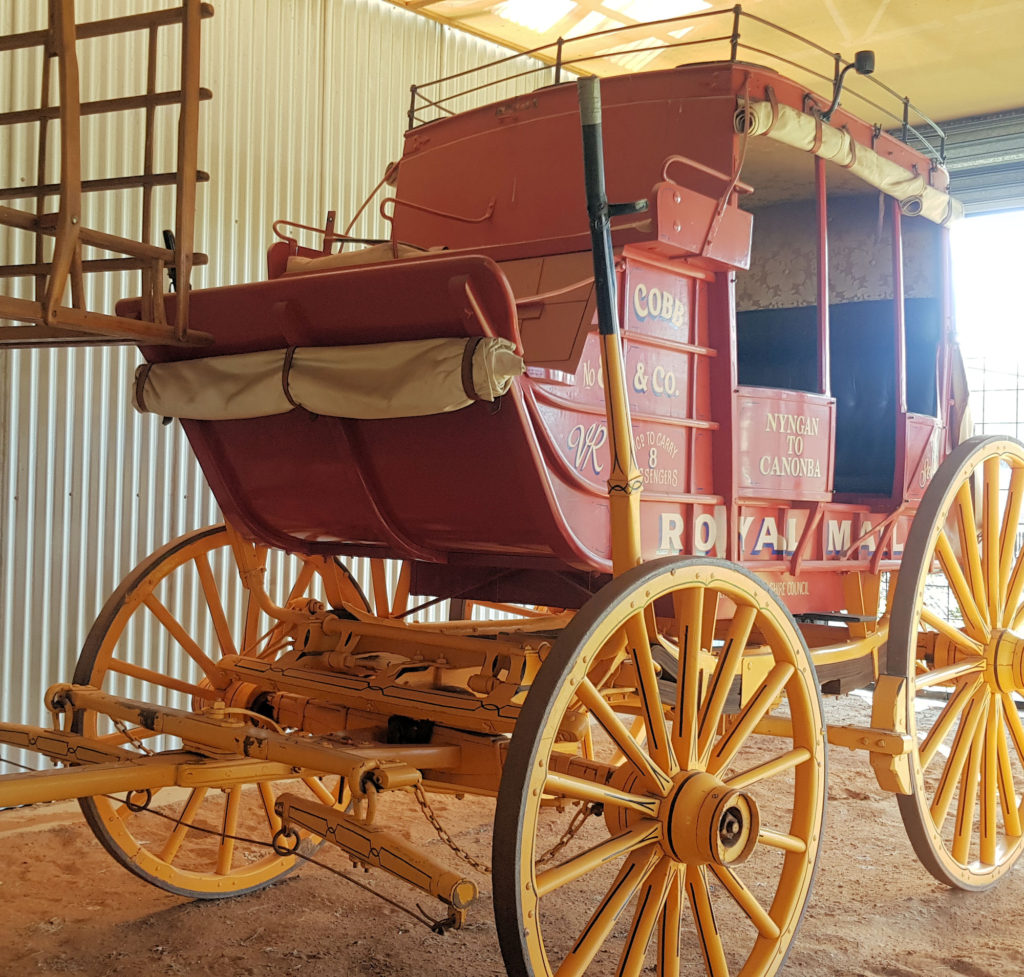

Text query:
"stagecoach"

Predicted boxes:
[[2, 5, 1021, 976]]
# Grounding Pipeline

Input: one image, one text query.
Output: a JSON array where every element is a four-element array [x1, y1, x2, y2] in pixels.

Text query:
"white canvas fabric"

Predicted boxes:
[[736, 100, 964, 226], [133, 337, 524, 420]]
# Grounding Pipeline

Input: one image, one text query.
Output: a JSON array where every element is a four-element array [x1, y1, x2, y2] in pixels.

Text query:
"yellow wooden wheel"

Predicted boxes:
[[890, 436, 1024, 889], [72, 524, 367, 899], [494, 557, 826, 977]]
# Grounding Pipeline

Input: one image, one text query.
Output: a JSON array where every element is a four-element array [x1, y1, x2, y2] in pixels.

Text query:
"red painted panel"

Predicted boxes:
[[395, 68, 741, 255], [124, 251, 723, 572], [902, 414, 943, 502], [649, 182, 753, 270], [734, 388, 835, 500]]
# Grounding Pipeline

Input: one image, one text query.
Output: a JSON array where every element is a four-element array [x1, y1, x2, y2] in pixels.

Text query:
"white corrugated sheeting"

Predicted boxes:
[[0, 0, 549, 776]]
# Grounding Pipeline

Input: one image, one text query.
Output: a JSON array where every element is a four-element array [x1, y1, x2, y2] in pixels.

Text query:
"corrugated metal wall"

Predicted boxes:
[[0, 0, 542, 774]]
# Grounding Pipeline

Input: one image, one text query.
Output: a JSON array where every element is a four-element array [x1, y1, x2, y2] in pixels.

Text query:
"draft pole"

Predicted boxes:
[[577, 77, 648, 576]]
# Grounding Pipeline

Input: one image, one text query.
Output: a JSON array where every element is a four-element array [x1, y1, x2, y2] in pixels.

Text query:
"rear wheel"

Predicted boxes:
[[890, 436, 1024, 889], [73, 524, 367, 898], [494, 557, 827, 977]]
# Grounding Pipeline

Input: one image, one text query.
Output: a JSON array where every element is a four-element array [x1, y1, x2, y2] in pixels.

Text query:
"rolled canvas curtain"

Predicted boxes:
[[133, 336, 525, 420], [736, 100, 964, 226]]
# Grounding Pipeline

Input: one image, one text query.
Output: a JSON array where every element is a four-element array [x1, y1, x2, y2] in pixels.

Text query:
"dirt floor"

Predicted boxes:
[[2, 694, 1022, 977]]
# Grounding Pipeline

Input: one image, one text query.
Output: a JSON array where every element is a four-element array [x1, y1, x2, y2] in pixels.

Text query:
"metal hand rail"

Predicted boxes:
[[406, 4, 947, 165]]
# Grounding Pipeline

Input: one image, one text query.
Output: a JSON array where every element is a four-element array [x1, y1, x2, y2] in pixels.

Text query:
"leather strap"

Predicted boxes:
[[134, 363, 152, 413], [461, 336, 485, 401], [839, 128, 857, 169], [811, 118, 823, 154], [281, 346, 299, 408], [765, 85, 779, 132]]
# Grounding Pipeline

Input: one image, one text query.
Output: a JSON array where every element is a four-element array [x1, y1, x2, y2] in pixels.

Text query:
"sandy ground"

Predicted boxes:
[[1, 695, 1023, 977]]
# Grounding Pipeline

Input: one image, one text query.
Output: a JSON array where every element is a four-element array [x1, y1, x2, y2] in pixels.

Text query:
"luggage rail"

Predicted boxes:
[[0, 1, 213, 346], [407, 4, 947, 166]]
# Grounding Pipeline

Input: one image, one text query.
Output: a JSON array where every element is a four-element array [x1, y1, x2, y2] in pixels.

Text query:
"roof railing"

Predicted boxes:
[[407, 4, 947, 165]]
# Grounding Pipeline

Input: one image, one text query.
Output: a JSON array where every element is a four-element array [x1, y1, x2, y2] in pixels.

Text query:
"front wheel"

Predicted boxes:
[[73, 524, 367, 899], [494, 558, 827, 977]]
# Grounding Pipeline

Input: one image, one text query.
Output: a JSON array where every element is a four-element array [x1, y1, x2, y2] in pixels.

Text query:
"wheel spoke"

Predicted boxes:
[[1001, 693, 1024, 768], [554, 847, 662, 977], [369, 560, 390, 617], [657, 868, 682, 977], [576, 678, 672, 794], [241, 588, 263, 650], [914, 659, 986, 692], [981, 702, 1000, 865], [217, 786, 242, 875], [537, 820, 662, 897], [684, 863, 729, 977], [317, 557, 362, 609], [707, 662, 795, 777], [194, 552, 239, 658], [302, 776, 339, 808], [997, 466, 1024, 623], [159, 787, 208, 864], [625, 613, 677, 776], [709, 864, 781, 940], [108, 657, 219, 700], [935, 531, 989, 641], [544, 771, 659, 817], [954, 480, 989, 628], [700, 590, 720, 662], [1005, 551, 1024, 631], [610, 715, 647, 766], [725, 747, 811, 791], [616, 857, 675, 977], [952, 702, 987, 864], [994, 703, 1024, 837], [367, 559, 412, 618], [982, 457, 1002, 624], [757, 828, 807, 853], [918, 609, 986, 657], [673, 587, 704, 769], [392, 561, 412, 617], [286, 560, 317, 604], [698, 605, 757, 766], [930, 690, 987, 830], [259, 781, 283, 834], [919, 675, 985, 769], [143, 593, 227, 684]]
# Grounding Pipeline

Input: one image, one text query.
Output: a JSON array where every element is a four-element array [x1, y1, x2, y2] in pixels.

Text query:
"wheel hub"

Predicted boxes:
[[660, 771, 759, 866], [985, 628, 1024, 693]]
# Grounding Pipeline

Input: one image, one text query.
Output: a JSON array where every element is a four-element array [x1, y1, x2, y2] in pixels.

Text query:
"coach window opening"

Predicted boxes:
[[827, 176, 945, 498], [734, 147, 824, 395]]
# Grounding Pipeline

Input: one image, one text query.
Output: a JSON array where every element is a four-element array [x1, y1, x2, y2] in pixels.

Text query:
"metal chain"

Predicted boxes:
[[411, 784, 492, 876], [411, 786, 598, 874], [536, 801, 597, 865], [111, 717, 156, 756]]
